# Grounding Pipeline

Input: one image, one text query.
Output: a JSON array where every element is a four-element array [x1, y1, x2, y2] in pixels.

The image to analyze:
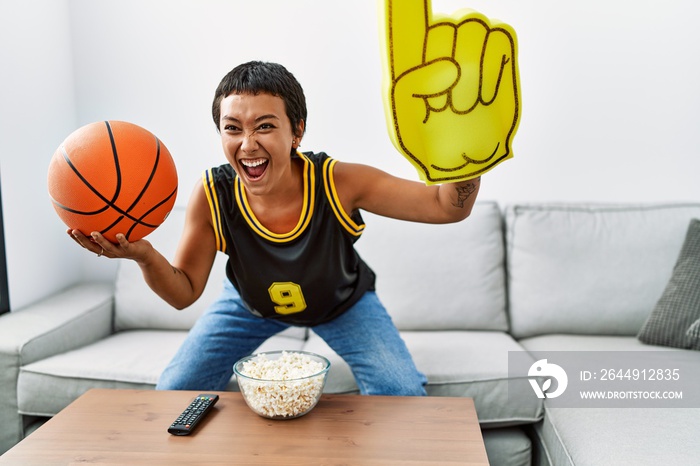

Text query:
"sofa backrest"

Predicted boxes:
[[355, 201, 508, 331], [506, 203, 700, 339]]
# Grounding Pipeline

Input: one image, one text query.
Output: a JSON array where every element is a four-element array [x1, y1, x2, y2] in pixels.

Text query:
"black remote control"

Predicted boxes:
[[167, 394, 219, 436]]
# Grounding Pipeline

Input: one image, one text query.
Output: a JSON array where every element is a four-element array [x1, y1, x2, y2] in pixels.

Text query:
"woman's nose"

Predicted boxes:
[[241, 132, 258, 152]]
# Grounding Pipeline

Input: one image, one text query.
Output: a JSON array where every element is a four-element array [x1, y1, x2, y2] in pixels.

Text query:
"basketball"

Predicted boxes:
[[48, 120, 178, 243]]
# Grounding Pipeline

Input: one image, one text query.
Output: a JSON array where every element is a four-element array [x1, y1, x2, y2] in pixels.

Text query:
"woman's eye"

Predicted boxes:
[[258, 123, 274, 130], [224, 125, 240, 132]]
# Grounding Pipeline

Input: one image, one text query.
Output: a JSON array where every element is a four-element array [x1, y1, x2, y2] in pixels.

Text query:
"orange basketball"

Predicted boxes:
[[48, 120, 178, 243]]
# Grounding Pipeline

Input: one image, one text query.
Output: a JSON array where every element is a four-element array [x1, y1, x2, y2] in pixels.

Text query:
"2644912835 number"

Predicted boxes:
[[599, 368, 680, 381]]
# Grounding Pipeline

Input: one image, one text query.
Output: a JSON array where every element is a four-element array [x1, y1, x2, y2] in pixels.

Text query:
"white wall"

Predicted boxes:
[[2, 0, 699, 309], [0, 0, 89, 310], [66, 0, 700, 206]]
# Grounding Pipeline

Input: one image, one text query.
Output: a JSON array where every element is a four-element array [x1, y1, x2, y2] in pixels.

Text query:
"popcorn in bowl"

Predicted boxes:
[[234, 350, 331, 419]]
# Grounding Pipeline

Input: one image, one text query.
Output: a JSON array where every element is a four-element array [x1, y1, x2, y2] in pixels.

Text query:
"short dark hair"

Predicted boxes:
[[212, 61, 307, 137]]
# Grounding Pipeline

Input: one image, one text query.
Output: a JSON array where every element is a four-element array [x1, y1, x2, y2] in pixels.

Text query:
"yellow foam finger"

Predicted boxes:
[[383, 0, 430, 80], [380, 0, 522, 184]]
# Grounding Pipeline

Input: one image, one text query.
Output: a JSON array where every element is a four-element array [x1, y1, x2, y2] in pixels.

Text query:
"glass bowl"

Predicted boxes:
[[234, 350, 331, 419]]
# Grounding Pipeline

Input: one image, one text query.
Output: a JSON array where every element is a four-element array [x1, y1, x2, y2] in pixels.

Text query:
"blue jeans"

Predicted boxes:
[[156, 280, 427, 396]]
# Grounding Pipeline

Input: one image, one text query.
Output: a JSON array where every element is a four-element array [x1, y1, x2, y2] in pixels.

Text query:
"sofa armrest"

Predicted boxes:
[[0, 282, 114, 454]]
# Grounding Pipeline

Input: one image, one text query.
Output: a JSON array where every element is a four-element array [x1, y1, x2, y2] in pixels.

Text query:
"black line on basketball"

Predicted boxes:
[[104, 121, 122, 205], [124, 136, 161, 214], [50, 196, 111, 215], [125, 186, 178, 239], [58, 145, 114, 215], [99, 215, 126, 238]]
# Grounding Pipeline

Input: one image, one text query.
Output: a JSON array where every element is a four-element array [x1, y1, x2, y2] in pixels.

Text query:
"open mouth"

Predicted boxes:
[[240, 158, 269, 180]]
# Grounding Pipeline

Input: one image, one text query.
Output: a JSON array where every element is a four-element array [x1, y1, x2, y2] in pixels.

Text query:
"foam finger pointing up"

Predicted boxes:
[[387, 0, 431, 80]]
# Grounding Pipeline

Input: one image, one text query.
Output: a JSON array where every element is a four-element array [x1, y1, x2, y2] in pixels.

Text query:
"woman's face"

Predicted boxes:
[[219, 92, 303, 196]]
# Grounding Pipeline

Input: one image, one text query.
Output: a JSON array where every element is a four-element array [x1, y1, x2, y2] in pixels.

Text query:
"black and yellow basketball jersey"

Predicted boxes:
[[202, 151, 376, 325]]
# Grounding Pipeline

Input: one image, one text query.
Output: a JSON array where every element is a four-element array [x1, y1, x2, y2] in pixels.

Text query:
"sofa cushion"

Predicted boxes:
[[303, 330, 543, 427], [534, 406, 700, 466], [481, 427, 532, 466], [506, 203, 700, 339], [523, 337, 700, 465], [18, 330, 186, 416], [638, 218, 700, 350], [17, 330, 305, 417], [355, 201, 508, 331]]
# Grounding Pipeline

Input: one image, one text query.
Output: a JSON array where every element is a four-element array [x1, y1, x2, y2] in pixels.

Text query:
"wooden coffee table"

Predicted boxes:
[[0, 389, 488, 465]]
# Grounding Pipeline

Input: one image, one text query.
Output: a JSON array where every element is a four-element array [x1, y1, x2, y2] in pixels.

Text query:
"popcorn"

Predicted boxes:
[[236, 351, 328, 418]]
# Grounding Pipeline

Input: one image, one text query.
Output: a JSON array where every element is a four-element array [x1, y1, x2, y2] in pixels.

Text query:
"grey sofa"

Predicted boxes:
[[2, 201, 699, 465]]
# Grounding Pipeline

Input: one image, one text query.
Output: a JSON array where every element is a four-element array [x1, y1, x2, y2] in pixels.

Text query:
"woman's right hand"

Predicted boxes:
[[67, 229, 155, 264]]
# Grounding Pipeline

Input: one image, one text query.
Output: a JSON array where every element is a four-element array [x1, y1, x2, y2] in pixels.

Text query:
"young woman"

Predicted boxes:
[[70, 61, 480, 395]]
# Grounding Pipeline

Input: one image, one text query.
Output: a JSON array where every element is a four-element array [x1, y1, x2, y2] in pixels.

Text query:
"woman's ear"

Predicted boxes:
[[292, 120, 305, 148]]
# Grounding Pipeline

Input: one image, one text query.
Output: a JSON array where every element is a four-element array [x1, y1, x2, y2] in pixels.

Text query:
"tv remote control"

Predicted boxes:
[[167, 394, 219, 436]]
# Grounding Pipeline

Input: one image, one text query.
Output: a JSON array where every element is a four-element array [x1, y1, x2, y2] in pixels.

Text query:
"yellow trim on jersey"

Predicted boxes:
[[202, 169, 227, 252], [322, 158, 365, 237], [234, 152, 315, 243]]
